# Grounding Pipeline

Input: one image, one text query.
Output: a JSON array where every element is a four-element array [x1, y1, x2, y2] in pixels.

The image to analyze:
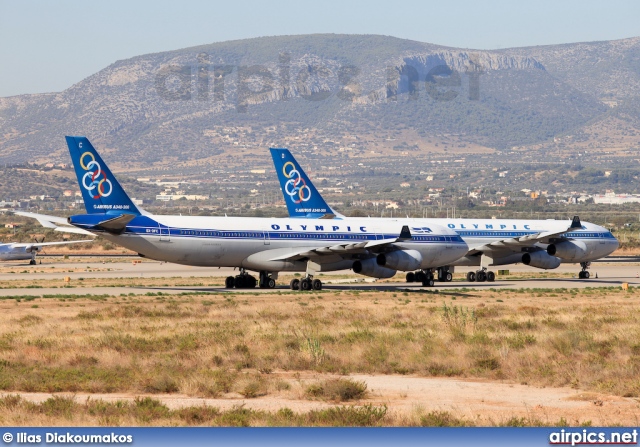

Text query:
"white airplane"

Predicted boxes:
[[269, 148, 619, 283], [0, 239, 92, 265], [60, 136, 468, 290]]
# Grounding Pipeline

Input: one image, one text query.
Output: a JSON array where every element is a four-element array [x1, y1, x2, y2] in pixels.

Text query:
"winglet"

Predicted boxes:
[[570, 215, 582, 229], [399, 225, 412, 240]]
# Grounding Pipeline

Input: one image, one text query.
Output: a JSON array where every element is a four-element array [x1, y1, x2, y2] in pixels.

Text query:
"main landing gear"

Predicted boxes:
[[405, 269, 435, 287], [465, 268, 495, 283], [406, 267, 451, 286], [290, 276, 322, 291], [225, 270, 276, 289], [578, 262, 591, 279], [259, 271, 277, 289]]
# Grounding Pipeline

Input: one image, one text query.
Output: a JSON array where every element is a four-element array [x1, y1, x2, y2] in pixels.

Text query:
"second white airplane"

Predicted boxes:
[[269, 148, 619, 284]]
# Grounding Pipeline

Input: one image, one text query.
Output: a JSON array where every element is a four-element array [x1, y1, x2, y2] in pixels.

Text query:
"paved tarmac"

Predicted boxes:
[[0, 256, 636, 296]]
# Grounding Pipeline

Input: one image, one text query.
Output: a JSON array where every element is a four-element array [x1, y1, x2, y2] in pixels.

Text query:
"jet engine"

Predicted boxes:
[[353, 258, 397, 278], [376, 249, 423, 271], [522, 251, 561, 270], [546, 240, 588, 261]]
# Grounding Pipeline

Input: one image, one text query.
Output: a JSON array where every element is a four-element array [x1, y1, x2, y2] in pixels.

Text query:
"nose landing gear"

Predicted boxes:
[[578, 262, 591, 279]]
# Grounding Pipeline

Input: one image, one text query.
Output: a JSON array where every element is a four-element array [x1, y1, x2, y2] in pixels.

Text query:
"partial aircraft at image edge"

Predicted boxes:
[[0, 238, 93, 265]]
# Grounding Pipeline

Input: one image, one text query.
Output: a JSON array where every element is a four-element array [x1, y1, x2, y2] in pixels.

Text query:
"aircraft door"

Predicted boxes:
[[445, 235, 453, 250], [159, 224, 171, 242], [264, 230, 270, 245]]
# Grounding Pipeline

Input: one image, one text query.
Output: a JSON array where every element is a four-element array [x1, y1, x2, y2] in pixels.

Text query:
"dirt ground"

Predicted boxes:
[[4, 373, 639, 426], [1, 260, 640, 426]]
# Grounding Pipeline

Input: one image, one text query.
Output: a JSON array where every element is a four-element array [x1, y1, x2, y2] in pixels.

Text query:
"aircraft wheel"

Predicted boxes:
[[415, 271, 426, 282], [476, 271, 487, 282], [312, 279, 322, 290], [234, 275, 245, 288], [267, 278, 276, 289], [422, 278, 435, 287], [290, 278, 300, 290], [445, 272, 453, 282], [301, 278, 312, 291], [487, 271, 495, 282], [466, 271, 476, 282], [583, 271, 590, 279], [406, 272, 415, 283], [225, 276, 235, 288], [247, 276, 257, 288], [29, 260, 36, 265], [578, 271, 584, 279]]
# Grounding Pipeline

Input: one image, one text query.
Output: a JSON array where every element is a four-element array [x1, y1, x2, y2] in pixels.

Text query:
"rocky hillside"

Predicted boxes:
[[0, 34, 637, 168]]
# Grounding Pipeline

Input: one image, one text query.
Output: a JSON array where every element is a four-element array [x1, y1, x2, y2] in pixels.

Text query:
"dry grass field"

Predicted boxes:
[[0, 282, 639, 426]]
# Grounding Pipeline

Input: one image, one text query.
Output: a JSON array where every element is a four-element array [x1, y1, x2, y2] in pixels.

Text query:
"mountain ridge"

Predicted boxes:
[[0, 34, 638, 168]]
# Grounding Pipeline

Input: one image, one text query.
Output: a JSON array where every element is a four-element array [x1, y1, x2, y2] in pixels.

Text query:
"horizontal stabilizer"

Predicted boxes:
[[97, 213, 137, 233], [15, 211, 95, 236], [11, 239, 93, 249]]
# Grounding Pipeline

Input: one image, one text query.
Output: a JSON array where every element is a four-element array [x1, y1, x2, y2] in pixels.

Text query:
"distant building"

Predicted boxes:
[[156, 194, 209, 201], [593, 192, 640, 204]]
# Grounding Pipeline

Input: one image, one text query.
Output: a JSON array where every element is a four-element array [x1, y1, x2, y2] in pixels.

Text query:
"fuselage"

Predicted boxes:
[[393, 218, 617, 265], [0, 244, 35, 261], [70, 214, 468, 272]]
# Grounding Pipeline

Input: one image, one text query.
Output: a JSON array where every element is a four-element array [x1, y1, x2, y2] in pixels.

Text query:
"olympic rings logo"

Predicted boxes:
[[282, 161, 311, 204], [80, 151, 112, 199]]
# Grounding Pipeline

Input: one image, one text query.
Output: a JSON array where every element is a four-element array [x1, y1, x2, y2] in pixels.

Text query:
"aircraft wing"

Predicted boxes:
[[268, 226, 412, 263], [14, 211, 95, 236], [468, 216, 583, 255]]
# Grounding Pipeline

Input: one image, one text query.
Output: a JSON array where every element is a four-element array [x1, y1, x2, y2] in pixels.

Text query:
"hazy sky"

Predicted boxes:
[[1, 0, 639, 97]]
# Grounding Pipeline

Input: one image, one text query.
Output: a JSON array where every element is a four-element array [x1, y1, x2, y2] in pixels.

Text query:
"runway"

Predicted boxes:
[[0, 257, 636, 296]]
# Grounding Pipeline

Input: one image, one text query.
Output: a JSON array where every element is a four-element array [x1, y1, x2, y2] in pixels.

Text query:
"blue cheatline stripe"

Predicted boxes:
[[116, 226, 467, 244], [73, 221, 612, 243], [456, 230, 614, 239]]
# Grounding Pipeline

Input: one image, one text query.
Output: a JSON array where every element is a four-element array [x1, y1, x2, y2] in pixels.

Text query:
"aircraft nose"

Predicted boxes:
[[611, 236, 620, 253]]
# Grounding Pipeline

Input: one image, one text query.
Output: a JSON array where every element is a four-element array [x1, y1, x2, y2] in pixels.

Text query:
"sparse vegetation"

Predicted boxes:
[[305, 378, 368, 402], [0, 279, 638, 425]]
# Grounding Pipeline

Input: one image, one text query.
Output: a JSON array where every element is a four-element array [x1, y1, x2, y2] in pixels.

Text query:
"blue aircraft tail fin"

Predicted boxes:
[[65, 136, 140, 215], [269, 148, 342, 219]]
